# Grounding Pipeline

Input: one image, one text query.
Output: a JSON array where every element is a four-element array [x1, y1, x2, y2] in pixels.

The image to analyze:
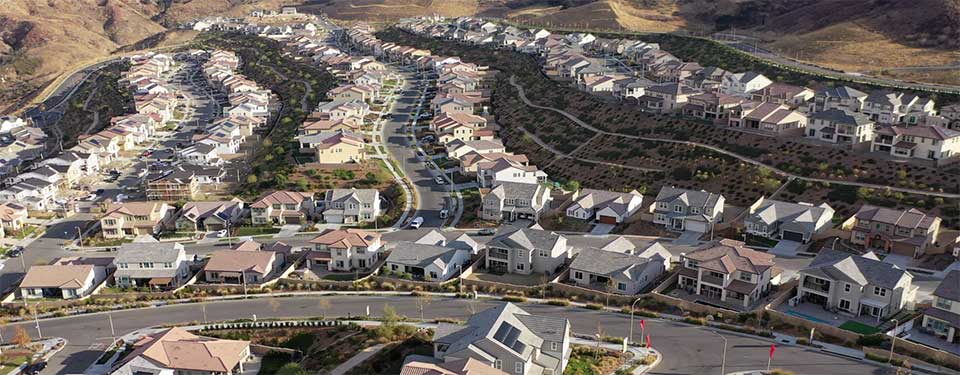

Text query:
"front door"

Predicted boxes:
[[672, 218, 684, 230]]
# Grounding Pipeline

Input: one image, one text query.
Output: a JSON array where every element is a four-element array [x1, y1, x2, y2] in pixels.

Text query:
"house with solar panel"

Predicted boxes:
[[433, 303, 570, 375]]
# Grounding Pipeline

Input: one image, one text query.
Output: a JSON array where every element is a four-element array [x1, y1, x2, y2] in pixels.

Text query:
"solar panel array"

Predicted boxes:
[[493, 322, 526, 354]]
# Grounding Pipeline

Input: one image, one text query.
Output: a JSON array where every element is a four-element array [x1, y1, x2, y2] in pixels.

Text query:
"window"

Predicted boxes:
[[874, 287, 887, 297], [539, 250, 548, 257], [163, 262, 173, 268], [391, 264, 398, 271], [691, 207, 700, 214], [118, 263, 128, 269], [844, 283, 851, 293], [658, 202, 668, 209], [429, 271, 438, 279], [936, 297, 953, 310], [550, 341, 559, 351], [574, 271, 583, 279], [516, 250, 525, 258], [516, 263, 525, 271], [738, 272, 751, 282], [494, 360, 502, 370], [839, 299, 851, 312], [140, 262, 154, 269], [673, 205, 683, 213], [515, 362, 523, 374], [618, 282, 626, 291]]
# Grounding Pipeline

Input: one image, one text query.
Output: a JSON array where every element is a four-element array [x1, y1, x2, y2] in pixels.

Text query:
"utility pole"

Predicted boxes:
[[108, 313, 116, 345], [76, 226, 83, 247]]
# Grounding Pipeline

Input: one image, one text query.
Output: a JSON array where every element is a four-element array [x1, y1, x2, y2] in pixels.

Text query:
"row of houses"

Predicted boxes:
[[403, 17, 960, 164]]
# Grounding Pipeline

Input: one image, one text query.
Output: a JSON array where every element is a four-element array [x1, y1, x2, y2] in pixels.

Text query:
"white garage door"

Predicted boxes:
[[686, 220, 708, 233]]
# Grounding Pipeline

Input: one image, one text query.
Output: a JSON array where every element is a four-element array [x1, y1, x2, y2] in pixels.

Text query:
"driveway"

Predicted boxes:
[[769, 240, 803, 258], [882, 254, 913, 269], [590, 223, 616, 235], [275, 224, 302, 238], [673, 231, 703, 246]]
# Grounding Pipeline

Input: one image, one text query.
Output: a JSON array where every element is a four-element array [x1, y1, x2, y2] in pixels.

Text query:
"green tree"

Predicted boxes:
[[275, 363, 307, 375], [562, 180, 581, 192], [245, 174, 258, 184], [364, 172, 381, 185]]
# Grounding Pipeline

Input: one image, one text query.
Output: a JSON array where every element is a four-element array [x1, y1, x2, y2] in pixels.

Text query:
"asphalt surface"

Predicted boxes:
[[17, 295, 893, 375]]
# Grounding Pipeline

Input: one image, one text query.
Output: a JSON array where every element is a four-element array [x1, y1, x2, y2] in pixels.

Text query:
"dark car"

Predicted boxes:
[[477, 228, 496, 236], [7, 246, 22, 257], [22, 362, 46, 375]]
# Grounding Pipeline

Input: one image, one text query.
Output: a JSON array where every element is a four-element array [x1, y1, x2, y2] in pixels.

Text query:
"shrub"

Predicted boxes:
[[546, 299, 570, 306], [683, 317, 707, 326], [585, 303, 603, 310], [640, 354, 657, 365], [857, 334, 885, 347], [502, 295, 527, 303]]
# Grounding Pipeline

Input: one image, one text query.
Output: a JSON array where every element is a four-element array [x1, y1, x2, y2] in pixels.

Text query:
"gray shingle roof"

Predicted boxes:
[[115, 242, 185, 264], [569, 248, 658, 281], [809, 109, 873, 126], [802, 249, 911, 289], [748, 198, 833, 233], [385, 242, 463, 268], [489, 228, 562, 251], [934, 270, 960, 302], [654, 186, 722, 209]]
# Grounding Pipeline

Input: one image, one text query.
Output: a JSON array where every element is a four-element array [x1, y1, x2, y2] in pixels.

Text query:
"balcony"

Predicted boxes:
[[488, 250, 509, 260], [802, 278, 831, 293], [701, 274, 725, 286]]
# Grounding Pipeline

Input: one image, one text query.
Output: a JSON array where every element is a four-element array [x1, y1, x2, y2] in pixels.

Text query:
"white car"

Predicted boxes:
[[439, 209, 449, 219], [409, 217, 424, 229], [434, 176, 445, 185], [216, 229, 228, 237]]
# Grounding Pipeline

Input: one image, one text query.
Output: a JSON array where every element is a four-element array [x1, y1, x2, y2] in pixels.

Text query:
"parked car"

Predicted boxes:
[[22, 362, 46, 375], [477, 228, 496, 236], [439, 209, 448, 219], [434, 176, 445, 185], [409, 217, 424, 229], [7, 246, 22, 257]]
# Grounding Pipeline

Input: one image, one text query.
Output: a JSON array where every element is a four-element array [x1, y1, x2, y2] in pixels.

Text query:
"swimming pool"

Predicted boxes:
[[785, 309, 832, 325]]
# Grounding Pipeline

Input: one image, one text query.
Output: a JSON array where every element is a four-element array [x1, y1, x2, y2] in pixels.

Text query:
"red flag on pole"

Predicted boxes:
[[640, 319, 646, 330], [769, 344, 776, 359], [646, 335, 651, 348]]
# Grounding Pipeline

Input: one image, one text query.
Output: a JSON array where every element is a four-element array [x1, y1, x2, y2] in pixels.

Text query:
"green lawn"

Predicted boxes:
[[745, 234, 779, 248], [0, 354, 32, 373], [839, 321, 881, 335], [12, 225, 42, 240], [564, 346, 625, 375], [234, 226, 281, 236], [323, 273, 362, 281]]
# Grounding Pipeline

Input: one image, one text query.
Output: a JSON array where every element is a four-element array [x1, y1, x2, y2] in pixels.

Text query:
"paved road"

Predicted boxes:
[[508, 75, 960, 199], [18, 295, 892, 375], [380, 69, 452, 228]]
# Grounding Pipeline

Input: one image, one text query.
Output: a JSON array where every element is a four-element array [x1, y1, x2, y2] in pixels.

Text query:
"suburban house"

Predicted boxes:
[[677, 239, 776, 309], [639, 83, 701, 113], [110, 327, 252, 375], [842, 205, 942, 258], [20, 257, 111, 299], [749, 83, 814, 108], [401, 359, 506, 375], [203, 248, 281, 284], [476, 158, 547, 188], [308, 229, 383, 271], [384, 241, 471, 282], [650, 187, 725, 233], [100, 202, 174, 240], [862, 91, 936, 124], [320, 188, 381, 224], [114, 242, 191, 290], [806, 109, 876, 145], [480, 182, 552, 223], [797, 249, 916, 321], [720, 71, 772, 97], [568, 240, 672, 294], [175, 199, 245, 233], [744, 198, 835, 244], [432, 303, 570, 375], [921, 270, 960, 345], [485, 228, 569, 276], [0, 201, 28, 233], [297, 130, 366, 164], [250, 191, 316, 225], [565, 189, 643, 224], [812, 86, 868, 113], [871, 125, 960, 162], [415, 229, 481, 255], [447, 139, 506, 159], [727, 102, 807, 135]]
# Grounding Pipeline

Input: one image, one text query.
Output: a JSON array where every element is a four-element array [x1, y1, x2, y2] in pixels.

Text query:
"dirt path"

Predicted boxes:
[[81, 74, 104, 135], [517, 126, 659, 172], [265, 64, 314, 112], [508, 74, 960, 199]]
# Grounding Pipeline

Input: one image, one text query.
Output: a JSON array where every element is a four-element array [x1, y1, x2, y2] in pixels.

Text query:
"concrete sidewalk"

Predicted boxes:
[[328, 343, 388, 375]]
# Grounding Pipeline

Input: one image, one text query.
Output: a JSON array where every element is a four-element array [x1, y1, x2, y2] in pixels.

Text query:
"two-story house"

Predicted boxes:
[[650, 187, 725, 233], [175, 199, 245, 233], [871, 124, 960, 162], [798, 249, 915, 321], [308, 229, 383, 271], [480, 182, 551, 223], [862, 92, 936, 124], [842, 205, 942, 258], [812, 86, 868, 113], [677, 239, 776, 309], [113, 242, 191, 290], [249, 191, 316, 225], [476, 158, 547, 188], [719, 71, 772, 97], [297, 130, 367, 164], [921, 270, 960, 345], [806, 109, 876, 145], [100, 202, 174, 240], [485, 228, 569, 276], [433, 303, 570, 375], [744, 198, 835, 244], [320, 188, 381, 224]]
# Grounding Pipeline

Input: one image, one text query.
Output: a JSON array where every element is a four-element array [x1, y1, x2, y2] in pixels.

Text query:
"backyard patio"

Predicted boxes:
[[776, 301, 886, 334]]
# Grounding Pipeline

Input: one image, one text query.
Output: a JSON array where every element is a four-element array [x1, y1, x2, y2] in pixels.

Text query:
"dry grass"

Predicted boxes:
[[764, 22, 960, 72], [506, 0, 688, 33], [305, 0, 477, 21], [867, 69, 960, 86]]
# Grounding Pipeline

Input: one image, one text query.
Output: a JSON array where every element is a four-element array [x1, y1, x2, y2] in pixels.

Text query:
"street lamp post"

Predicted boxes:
[[628, 297, 645, 345], [888, 319, 900, 363], [76, 226, 83, 247], [712, 330, 727, 375]]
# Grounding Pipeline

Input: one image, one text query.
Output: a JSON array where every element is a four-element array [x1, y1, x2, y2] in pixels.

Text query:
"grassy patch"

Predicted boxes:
[[234, 226, 281, 236], [565, 345, 628, 375], [322, 273, 362, 281], [839, 321, 881, 335], [745, 234, 779, 248]]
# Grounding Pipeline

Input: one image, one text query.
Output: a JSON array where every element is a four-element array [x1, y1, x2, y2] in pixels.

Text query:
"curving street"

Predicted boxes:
[[12, 295, 893, 375]]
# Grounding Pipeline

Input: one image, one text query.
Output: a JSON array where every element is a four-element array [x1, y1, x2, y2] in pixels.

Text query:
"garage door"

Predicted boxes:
[[782, 231, 805, 242], [686, 220, 708, 233], [598, 215, 618, 224]]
